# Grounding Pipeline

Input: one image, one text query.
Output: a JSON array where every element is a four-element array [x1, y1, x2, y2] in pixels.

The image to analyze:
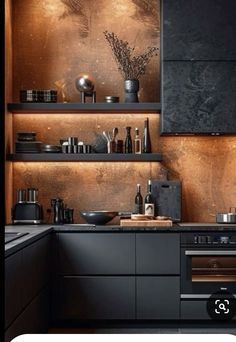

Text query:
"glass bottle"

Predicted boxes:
[[144, 179, 155, 216], [134, 184, 143, 214], [125, 126, 132, 153], [142, 118, 152, 153], [134, 128, 142, 154]]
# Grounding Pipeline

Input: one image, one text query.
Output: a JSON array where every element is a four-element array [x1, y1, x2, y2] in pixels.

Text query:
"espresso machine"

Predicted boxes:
[[12, 188, 43, 224]]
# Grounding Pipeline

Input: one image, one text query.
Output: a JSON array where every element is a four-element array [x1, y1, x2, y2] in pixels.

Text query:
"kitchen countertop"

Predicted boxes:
[[5, 222, 236, 257], [4, 225, 53, 257]]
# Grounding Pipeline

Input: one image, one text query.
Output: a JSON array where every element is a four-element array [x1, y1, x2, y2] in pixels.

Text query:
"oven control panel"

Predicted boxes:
[[194, 235, 235, 244], [181, 233, 236, 245]]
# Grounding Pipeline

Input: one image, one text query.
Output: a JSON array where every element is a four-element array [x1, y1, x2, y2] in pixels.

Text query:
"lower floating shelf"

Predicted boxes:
[[6, 153, 163, 162]]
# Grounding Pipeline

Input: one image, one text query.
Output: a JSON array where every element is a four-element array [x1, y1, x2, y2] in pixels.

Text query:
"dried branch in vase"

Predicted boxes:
[[104, 31, 159, 80]]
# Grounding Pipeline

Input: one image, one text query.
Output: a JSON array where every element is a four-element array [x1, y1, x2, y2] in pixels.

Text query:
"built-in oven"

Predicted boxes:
[[180, 232, 236, 320], [181, 233, 236, 297]]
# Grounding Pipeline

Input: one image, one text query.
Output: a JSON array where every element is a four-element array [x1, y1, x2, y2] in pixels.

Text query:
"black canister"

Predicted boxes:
[[64, 208, 74, 224]]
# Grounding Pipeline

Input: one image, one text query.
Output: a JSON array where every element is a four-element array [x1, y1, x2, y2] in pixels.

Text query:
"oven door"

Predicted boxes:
[[181, 248, 236, 296]]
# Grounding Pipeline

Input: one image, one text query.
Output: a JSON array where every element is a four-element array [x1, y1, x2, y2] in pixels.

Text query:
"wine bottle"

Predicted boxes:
[[134, 184, 143, 214], [144, 179, 155, 216], [125, 126, 132, 153], [134, 128, 142, 154], [142, 118, 152, 153]]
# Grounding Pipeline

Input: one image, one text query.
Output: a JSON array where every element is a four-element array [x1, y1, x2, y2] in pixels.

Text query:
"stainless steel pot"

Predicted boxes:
[[216, 207, 236, 224]]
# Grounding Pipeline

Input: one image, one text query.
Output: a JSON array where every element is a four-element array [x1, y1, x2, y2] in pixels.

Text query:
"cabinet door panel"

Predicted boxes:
[[5, 252, 23, 329], [55, 276, 135, 320], [136, 234, 180, 274], [5, 286, 49, 342], [161, 61, 236, 134], [137, 276, 180, 319], [58, 233, 135, 274], [22, 235, 50, 306], [163, 0, 236, 60]]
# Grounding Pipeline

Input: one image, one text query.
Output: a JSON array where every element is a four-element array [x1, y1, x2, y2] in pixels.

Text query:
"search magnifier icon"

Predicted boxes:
[[219, 303, 226, 311]]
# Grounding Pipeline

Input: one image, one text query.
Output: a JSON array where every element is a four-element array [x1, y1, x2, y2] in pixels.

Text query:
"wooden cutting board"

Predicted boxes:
[[120, 219, 173, 227]]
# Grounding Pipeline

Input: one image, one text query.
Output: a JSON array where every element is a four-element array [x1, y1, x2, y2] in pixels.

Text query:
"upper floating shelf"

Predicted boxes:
[[7, 102, 161, 113], [6, 153, 163, 162]]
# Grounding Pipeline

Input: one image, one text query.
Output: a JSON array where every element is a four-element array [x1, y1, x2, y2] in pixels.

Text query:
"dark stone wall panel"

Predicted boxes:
[[162, 61, 236, 134], [163, 0, 236, 60]]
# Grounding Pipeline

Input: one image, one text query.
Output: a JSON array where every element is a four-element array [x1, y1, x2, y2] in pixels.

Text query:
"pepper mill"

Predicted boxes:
[[51, 198, 64, 224]]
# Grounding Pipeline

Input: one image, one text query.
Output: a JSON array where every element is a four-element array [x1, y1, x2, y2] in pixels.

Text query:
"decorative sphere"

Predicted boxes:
[[75, 74, 95, 92]]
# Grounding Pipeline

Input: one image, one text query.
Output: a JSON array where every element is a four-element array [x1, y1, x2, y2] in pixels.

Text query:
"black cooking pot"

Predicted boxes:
[[80, 211, 119, 225]]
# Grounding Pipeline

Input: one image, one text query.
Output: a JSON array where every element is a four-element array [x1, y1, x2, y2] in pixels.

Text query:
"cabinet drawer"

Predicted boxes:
[[55, 276, 135, 320], [181, 301, 210, 320], [136, 276, 180, 319], [136, 234, 180, 274], [58, 233, 135, 274]]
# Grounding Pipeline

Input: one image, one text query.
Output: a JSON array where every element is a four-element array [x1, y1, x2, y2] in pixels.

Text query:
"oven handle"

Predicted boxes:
[[181, 294, 211, 299], [185, 250, 236, 256], [181, 294, 236, 299]]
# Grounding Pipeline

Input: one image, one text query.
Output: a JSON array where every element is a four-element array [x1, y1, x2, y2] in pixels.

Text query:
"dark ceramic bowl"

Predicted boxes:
[[80, 211, 118, 225]]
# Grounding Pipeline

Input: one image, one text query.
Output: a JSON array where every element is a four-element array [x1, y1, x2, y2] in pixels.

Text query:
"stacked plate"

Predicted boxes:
[[15, 141, 42, 153], [15, 132, 42, 153]]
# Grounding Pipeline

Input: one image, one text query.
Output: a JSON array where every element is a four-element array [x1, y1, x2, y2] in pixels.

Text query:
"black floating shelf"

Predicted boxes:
[[7, 102, 161, 113], [6, 153, 163, 162]]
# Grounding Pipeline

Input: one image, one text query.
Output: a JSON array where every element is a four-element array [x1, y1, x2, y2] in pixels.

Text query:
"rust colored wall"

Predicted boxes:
[[12, 0, 160, 103], [9, 0, 236, 223]]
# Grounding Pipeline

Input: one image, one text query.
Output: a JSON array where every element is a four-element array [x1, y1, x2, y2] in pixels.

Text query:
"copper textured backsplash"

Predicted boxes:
[[13, 162, 165, 224], [12, 0, 160, 103], [160, 136, 236, 222]]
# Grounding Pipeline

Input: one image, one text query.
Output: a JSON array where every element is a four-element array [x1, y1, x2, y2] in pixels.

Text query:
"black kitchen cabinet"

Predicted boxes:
[[161, 0, 236, 135], [163, 0, 236, 61], [22, 235, 50, 306], [5, 286, 49, 342], [5, 252, 23, 329], [136, 277, 180, 319], [58, 233, 135, 275], [136, 234, 180, 274], [5, 235, 51, 340], [161, 61, 236, 134], [54, 276, 135, 320]]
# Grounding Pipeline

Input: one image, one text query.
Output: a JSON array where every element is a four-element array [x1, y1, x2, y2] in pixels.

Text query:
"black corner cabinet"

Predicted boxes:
[[161, 0, 236, 135], [5, 235, 51, 342]]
